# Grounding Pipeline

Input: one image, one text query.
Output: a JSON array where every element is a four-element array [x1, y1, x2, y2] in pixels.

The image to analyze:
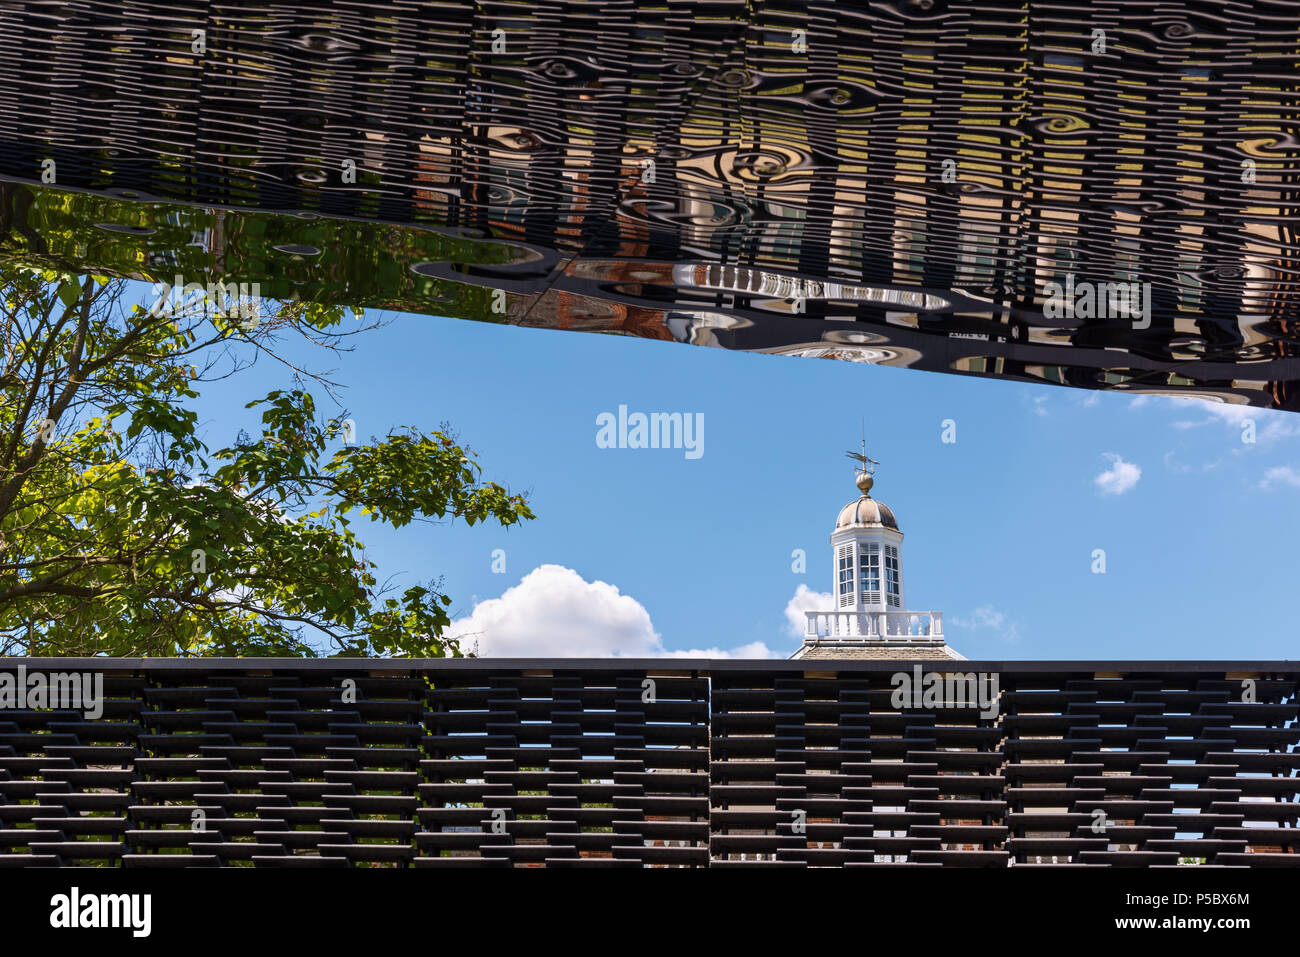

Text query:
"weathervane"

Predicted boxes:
[[844, 422, 879, 496]]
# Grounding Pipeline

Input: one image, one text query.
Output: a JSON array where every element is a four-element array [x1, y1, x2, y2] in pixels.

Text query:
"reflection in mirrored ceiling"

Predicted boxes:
[[1, 0, 1298, 408]]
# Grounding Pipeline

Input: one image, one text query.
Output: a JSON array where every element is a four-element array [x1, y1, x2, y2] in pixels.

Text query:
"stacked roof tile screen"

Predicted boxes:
[[0, 660, 1296, 867], [0, 1, 1298, 407]]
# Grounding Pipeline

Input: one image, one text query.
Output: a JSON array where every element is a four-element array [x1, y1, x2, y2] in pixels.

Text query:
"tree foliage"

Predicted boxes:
[[0, 265, 532, 656]]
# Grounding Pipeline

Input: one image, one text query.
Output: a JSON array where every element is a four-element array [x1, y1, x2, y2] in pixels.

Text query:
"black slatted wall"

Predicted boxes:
[[0, 660, 1296, 867]]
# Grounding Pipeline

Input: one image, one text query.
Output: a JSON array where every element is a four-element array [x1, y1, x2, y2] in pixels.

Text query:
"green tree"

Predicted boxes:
[[0, 265, 532, 657]]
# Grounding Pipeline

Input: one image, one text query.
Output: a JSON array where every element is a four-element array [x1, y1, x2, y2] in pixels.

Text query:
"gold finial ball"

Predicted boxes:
[[855, 471, 874, 496]]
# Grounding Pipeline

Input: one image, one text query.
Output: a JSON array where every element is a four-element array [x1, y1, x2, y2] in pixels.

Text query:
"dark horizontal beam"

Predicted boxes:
[[4, 658, 1299, 673]]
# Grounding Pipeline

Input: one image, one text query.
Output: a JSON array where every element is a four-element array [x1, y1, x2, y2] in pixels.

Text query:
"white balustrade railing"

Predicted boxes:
[[804, 610, 944, 641]]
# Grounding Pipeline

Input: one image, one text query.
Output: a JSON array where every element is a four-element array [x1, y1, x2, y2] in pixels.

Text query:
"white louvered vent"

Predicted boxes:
[[837, 543, 854, 608]]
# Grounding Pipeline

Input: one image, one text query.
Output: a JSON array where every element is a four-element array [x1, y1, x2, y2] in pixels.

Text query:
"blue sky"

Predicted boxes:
[[185, 305, 1300, 661]]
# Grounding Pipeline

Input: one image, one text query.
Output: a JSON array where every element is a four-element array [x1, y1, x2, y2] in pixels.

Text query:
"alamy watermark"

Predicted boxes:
[[50, 887, 151, 937], [1044, 273, 1151, 329], [890, 666, 1000, 719], [147, 273, 261, 325], [0, 665, 104, 719], [595, 404, 704, 459]]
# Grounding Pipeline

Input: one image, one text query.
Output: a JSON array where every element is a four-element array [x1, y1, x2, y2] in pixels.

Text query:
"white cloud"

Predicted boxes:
[[1259, 465, 1300, 490], [1198, 402, 1256, 425], [1094, 452, 1141, 496], [1133, 396, 1298, 479], [1130, 393, 1215, 414], [450, 564, 658, 657], [950, 606, 1005, 630], [1162, 450, 1221, 474], [783, 584, 832, 638], [1158, 398, 1299, 444], [948, 605, 1021, 644], [660, 641, 782, 659], [450, 564, 780, 658], [1206, 403, 1300, 445]]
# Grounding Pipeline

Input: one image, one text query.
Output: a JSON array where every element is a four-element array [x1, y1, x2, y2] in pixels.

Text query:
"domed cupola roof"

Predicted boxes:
[[835, 470, 899, 531]]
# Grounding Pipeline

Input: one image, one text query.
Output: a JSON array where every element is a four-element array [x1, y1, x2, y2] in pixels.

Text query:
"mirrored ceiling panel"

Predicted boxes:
[[1, 0, 1298, 408]]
